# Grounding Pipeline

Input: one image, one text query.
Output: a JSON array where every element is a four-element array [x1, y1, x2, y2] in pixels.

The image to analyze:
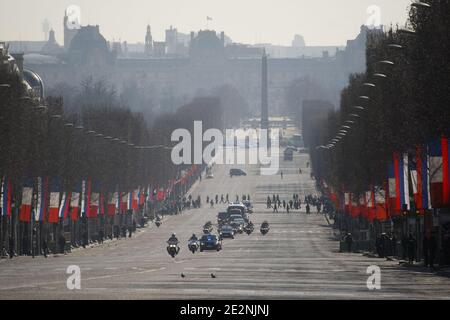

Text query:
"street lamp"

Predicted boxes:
[[352, 106, 365, 111], [363, 83, 376, 88], [349, 114, 361, 118], [377, 60, 395, 66], [373, 73, 388, 79], [388, 44, 403, 50], [359, 96, 370, 101], [411, 2, 431, 9]]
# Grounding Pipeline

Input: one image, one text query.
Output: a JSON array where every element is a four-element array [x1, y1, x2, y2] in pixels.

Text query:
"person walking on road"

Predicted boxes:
[[345, 233, 353, 253], [280, 171, 284, 180], [273, 203, 278, 213], [423, 232, 437, 269], [407, 233, 417, 264]]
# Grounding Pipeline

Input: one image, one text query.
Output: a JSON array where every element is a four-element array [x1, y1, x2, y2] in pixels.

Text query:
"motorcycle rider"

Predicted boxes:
[[189, 233, 198, 242], [167, 233, 180, 255]]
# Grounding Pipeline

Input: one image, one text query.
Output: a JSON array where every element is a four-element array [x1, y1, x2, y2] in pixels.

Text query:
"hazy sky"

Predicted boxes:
[[1, 0, 411, 46]]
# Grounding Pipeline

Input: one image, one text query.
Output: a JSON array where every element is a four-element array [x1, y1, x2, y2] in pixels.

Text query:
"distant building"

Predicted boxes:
[[18, 13, 372, 115], [292, 34, 306, 47], [153, 41, 166, 57], [165, 26, 178, 55], [145, 25, 153, 57], [67, 25, 114, 66], [63, 11, 79, 50], [41, 29, 63, 55]]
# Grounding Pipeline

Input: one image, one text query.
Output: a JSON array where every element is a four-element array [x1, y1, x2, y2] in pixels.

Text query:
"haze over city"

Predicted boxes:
[[1, 0, 410, 46], [1, 0, 449, 305]]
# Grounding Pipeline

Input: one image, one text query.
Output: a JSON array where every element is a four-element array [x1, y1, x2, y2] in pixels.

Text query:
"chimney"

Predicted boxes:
[[12, 53, 24, 74], [220, 31, 225, 47]]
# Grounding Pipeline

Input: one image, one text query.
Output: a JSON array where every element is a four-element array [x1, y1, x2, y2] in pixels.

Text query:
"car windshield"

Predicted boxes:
[[201, 235, 217, 241]]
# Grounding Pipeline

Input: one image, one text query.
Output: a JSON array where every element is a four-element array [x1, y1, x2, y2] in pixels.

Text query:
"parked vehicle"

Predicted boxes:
[[230, 169, 247, 177]]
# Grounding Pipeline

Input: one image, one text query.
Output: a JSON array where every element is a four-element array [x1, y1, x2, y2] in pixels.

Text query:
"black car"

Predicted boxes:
[[230, 169, 247, 177], [219, 225, 235, 239], [200, 234, 222, 252]]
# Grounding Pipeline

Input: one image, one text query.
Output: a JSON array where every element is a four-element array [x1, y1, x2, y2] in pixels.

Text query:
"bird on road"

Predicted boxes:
[[181, 273, 185, 278], [211, 273, 216, 279]]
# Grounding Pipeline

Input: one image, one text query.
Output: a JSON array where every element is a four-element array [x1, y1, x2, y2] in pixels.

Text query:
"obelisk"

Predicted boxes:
[[261, 49, 270, 147]]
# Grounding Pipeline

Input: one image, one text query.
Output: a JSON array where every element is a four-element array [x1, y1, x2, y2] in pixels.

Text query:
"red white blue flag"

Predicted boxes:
[[1, 177, 12, 217], [35, 177, 49, 221], [429, 139, 444, 207], [20, 177, 34, 222], [88, 179, 100, 218], [70, 182, 81, 221], [59, 192, 71, 220], [48, 177, 61, 223]]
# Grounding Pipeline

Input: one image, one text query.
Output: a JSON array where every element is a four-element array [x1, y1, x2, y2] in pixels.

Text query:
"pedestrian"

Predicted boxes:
[[280, 171, 283, 179], [98, 230, 104, 244], [8, 236, 15, 259], [247, 195, 251, 201], [210, 200, 214, 208], [273, 203, 278, 213], [283, 200, 286, 209], [345, 233, 353, 253], [423, 232, 437, 269], [407, 233, 417, 264], [401, 235, 408, 260], [226, 194, 229, 203], [128, 226, 133, 238], [42, 240, 49, 258], [267, 196, 272, 208], [306, 204, 310, 214], [59, 234, 67, 254]]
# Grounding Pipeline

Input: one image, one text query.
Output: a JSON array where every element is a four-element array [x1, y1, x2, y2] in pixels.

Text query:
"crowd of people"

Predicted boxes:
[[266, 194, 328, 214]]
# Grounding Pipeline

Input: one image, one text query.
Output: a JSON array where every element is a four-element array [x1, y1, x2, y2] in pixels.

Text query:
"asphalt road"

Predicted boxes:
[[1, 150, 450, 300]]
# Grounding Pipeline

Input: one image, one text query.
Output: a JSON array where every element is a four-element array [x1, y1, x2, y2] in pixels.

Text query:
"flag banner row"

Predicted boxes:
[[325, 135, 450, 221]]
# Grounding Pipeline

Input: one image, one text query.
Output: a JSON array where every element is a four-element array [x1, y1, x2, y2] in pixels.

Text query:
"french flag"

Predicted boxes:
[[139, 187, 145, 206], [429, 139, 445, 207], [108, 190, 118, 216], [366, 189, 375, 222], [80, 180, 87, 218], [59, 192, 71, 220], [88, 180, 100, 218], [20, 177, 34, 222], [120, 192, 128, 213], [127, 192, 133, 210], [387, 161, 398, 215], [48, 177, 61, 223], [157, 188, 165, 202], [35, 177, 48, 222], [413, 147, 431, 211], [70, 182, 81, 221], [344, 192, 350, 213], [1, 177, 12, 218], [99, 192, 105, 216], [132, 189, 139, 209], [350, 195, 359, 218], [442, 136, 450, 206], [394, 153, 410, 212], [374, 186, 388, 221]]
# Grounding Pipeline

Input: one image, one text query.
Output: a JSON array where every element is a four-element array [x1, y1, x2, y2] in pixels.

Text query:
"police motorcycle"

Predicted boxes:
[[244, 221, 255, 235], [167, 233, 180, 258], [188, 234, 200, 254], [203, 221, 214, 234], [260, 221, 270, 236], [155, 215, 162, 228]]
